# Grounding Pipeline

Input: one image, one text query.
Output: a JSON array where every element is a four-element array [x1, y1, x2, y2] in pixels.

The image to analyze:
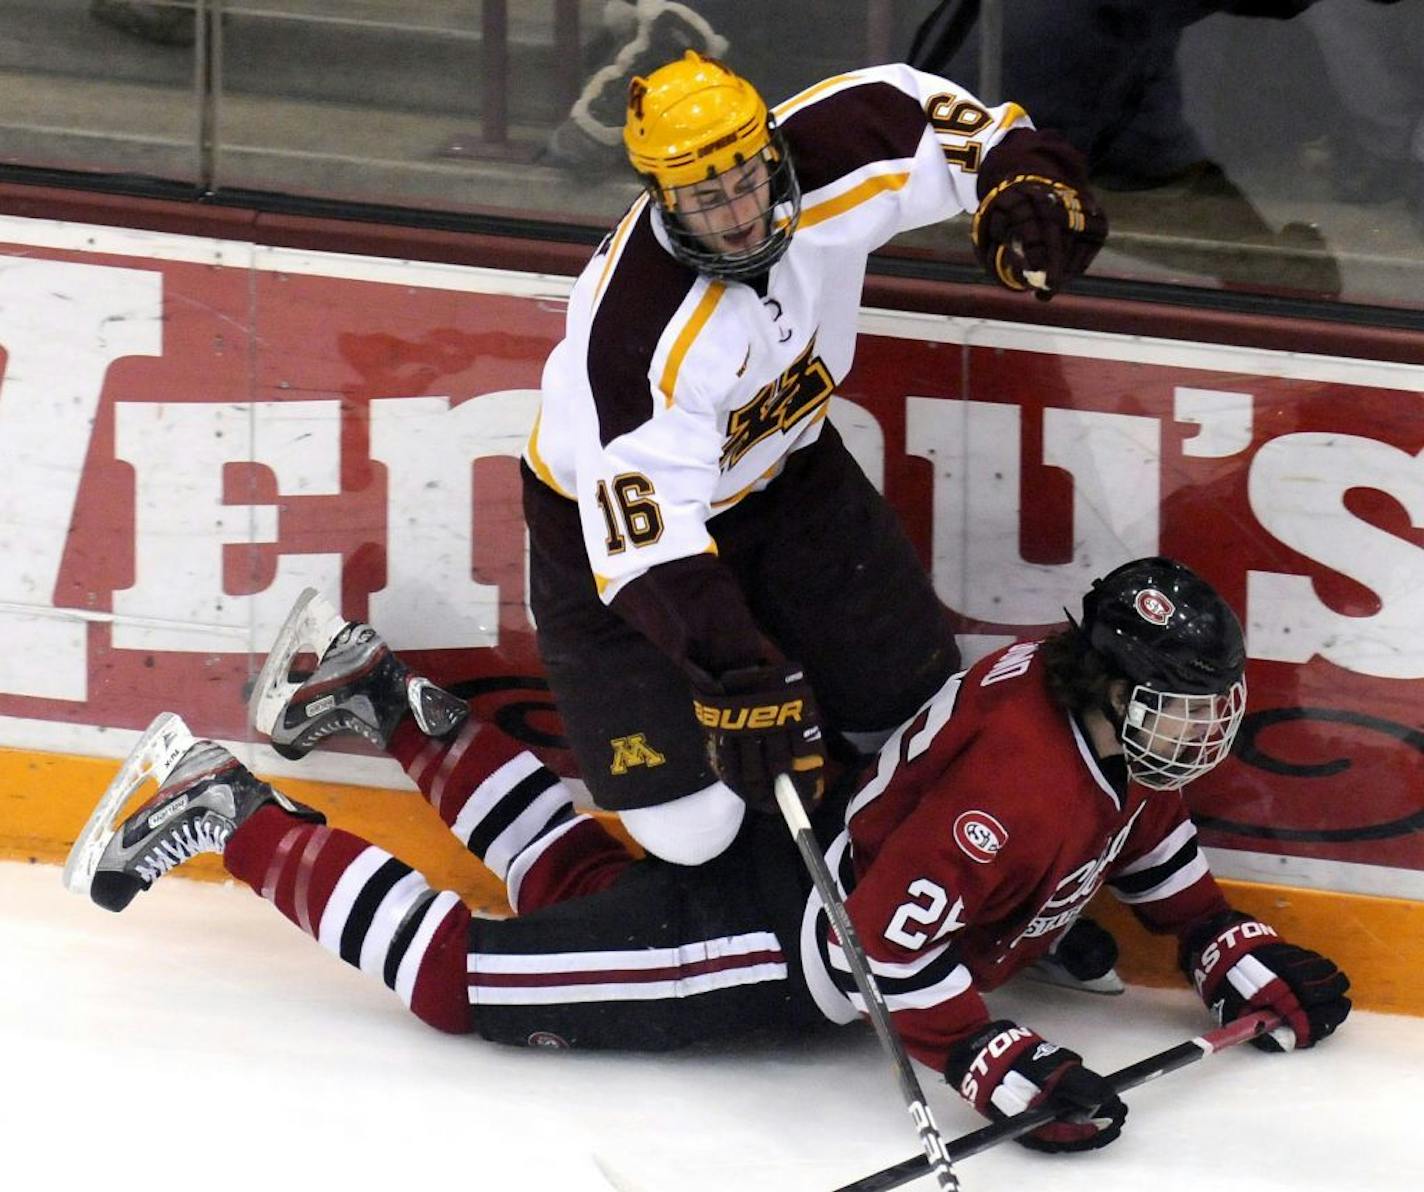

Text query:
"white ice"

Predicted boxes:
[[4, 858, 1420, 1192]]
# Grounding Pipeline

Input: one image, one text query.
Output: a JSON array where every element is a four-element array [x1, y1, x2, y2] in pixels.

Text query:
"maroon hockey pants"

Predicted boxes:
[[222, 712, 819, 1049]]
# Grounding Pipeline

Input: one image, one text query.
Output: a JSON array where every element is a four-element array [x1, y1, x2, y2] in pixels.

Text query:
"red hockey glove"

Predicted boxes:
[[1181, 911, 1351, 1051], [945, 1020, 1127, 1153], [690, 662, 825, 813]]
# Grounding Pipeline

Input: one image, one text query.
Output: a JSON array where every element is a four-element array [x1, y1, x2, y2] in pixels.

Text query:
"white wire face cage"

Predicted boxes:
[[1121, 678, 1247, 790], [657, 131, 801, 282]]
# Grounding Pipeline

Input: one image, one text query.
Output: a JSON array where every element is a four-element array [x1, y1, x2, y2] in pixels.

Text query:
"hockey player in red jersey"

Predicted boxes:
[[525, 51, 1109, 866], [65, 558, 1349, 1154]]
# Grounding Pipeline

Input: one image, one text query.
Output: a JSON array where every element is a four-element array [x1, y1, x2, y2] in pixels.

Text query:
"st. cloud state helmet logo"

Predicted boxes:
[[1133, 588, 1176, 626]]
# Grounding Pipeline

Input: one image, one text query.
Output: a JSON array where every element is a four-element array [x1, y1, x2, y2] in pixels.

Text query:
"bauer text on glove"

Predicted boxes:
[[690, 662, 825, 813]]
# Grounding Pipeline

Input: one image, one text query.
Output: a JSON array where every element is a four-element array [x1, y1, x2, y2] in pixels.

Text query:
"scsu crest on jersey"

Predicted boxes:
[[953, 810, 1007, 864], [720, 334, 834, 469]]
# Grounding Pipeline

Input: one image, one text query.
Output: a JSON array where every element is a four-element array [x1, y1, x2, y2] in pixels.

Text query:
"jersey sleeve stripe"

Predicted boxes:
[[1114, 820, 1197, 878], [1111, 850, 1210, 905], [772, 71, 864, 120], [835, 960, 974, 1013], [828, 937, 956, 982], [797, 161, 910, 224], [657, 280, 726, 405]]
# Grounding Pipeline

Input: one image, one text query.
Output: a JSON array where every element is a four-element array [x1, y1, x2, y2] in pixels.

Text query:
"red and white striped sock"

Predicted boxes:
[[224, 805, 471, 1033], [386, 717, 632, 913]]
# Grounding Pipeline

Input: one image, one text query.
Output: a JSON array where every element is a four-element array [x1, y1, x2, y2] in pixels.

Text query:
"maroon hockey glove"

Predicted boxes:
[[1181, 911, 1351, 1051], [972, 129, 1106, 302], [690, 662, 826, 813], [945, 1020, 1127, 1153], [972, 174, 1106, 301]]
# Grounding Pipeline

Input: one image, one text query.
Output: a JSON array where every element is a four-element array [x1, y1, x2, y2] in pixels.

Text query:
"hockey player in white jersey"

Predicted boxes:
[[524, 52, 1109, 865]]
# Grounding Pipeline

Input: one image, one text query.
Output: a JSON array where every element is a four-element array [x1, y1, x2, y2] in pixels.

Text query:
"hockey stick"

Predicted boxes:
[[833, 1007, 1283, 1192], [774, 775, 962, 1192]]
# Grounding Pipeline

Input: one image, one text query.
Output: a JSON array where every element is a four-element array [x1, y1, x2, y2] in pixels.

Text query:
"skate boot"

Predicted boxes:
[[249, 588, 467, 761], [63, 713, 325, 913], [1025, 915, 1125, 995]]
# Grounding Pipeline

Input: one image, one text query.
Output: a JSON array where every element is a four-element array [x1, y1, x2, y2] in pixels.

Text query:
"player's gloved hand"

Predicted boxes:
[[946, 1020, 1127, 1153], [971, 129, 1105, 302], [1181, 911, 1351, 1051], [972, 173, 1106, 301], [690, 662, 825, 813]]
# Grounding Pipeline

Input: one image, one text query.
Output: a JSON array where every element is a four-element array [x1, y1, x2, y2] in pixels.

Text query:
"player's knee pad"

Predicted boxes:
[[618, 782, 745, 865]]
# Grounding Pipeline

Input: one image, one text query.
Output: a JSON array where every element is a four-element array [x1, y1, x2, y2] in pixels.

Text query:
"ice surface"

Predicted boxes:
[[4, 859, 1420, 1191]]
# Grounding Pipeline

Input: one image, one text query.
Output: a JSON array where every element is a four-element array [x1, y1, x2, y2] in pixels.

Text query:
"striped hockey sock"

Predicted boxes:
[[223, 805, 472, 1033], [387, 717, 632, 913]]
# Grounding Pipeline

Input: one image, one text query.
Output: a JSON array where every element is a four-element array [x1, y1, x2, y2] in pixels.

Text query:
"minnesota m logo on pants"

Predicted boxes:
[[609, 734, 666, 774]]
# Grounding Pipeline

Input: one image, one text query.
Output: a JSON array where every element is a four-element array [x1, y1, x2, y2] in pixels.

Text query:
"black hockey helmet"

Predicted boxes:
[[1078, 557, 1245, 695], [1076, 558, 1247, 790]]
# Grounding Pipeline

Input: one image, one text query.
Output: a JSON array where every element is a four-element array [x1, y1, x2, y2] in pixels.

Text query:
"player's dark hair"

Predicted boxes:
[[1039, 627, 1118, 714]]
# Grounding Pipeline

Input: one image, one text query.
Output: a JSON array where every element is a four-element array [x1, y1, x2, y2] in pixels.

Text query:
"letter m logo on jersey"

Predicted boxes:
[[608, 734, 667, 774], [720, 336, 834, 470]]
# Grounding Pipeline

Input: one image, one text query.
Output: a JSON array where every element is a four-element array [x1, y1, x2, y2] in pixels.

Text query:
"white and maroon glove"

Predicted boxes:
[[945, 1020, 1127, 1153], [1180, 911, 1351, 1051]]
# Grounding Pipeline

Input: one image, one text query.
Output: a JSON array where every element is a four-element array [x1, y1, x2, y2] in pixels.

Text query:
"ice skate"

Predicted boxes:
[[249, 588, 467, 760], [63, 713, 324, 913], [1024, 915, 1126, 995]]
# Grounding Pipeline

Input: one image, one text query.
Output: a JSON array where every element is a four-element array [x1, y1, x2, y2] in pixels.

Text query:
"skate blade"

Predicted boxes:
[[248, 587, 347, 737], [1023, 957, 1126, 996], [62, 712, 197, 897]]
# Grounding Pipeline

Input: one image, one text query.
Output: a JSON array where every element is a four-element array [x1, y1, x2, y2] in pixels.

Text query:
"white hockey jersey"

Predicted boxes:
[[527, 63, 1031, 603]]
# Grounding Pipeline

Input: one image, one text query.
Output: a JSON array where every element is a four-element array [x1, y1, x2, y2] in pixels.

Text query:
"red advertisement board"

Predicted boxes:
[[1, 219, 1419, 894]]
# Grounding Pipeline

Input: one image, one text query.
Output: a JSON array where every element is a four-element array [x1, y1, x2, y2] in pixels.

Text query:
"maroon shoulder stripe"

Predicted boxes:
[[586, 205, 698, 447], [780, 80, 929, 194]]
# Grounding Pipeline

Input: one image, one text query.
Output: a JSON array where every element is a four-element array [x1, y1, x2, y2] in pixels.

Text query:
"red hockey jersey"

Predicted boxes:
[[800, 639, 1232, 1073]]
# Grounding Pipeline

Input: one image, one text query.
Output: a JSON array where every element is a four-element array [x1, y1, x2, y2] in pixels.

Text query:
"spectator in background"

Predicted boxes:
[[905, 0, 1413, 297], [1301, 0, 1423, 230], [544, 0, 730, 178], [908, 1, 1409, 188], [907, 1, 1344, 191]]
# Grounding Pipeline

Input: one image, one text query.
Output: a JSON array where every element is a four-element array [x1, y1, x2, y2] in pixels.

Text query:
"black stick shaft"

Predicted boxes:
[[774, 776, 960, 1192], [834, 1009, 1281, 1192]]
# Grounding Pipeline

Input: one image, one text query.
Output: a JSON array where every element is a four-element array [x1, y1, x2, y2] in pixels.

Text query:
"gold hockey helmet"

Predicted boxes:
[[623, 51, 800, 281]]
